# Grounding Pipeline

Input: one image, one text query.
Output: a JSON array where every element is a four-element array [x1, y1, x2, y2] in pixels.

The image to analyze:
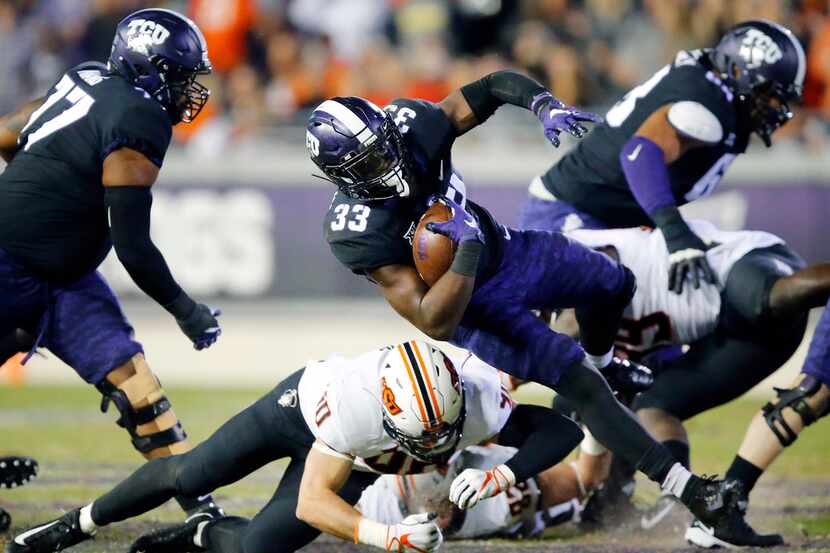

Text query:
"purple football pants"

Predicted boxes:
[[0, 248, 142, 384], [451, 229, 632, 388], [802, 298, 830, 388]]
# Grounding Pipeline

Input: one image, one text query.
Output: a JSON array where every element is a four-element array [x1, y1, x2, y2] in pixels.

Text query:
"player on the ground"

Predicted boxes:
[[0, 8, 221, 520], [687, 298, 830, 548], [358, 442, 585, 539], [517, 222, 830, 546], [519, 20, 805, 294], [0, 456, 38, 532], [8, 341, 584, 553], [308, 74, 774, 544]]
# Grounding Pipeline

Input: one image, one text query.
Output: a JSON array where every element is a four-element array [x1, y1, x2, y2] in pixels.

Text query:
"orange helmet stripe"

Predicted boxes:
[[397, 344, 430, 428], [410, 341, 443, 423]]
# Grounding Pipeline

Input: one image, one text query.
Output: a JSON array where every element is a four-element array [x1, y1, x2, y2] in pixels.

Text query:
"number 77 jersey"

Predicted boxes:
[[0, 61, 172, 282]]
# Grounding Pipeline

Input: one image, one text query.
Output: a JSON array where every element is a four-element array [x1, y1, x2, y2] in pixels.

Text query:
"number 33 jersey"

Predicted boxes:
[[568, 220, 784, 355], [0, 62, 172, 283], [297, 346, 514, 475]]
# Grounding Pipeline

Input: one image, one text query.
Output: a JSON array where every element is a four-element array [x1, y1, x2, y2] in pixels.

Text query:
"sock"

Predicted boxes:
[[636, 441, 676, 483], [725, 455, 764, 494], [661, 462, 692, 500], [176, 494, 216, 516], [585, 348, 613, 370], [663, 439, 690, 469], [79, 503, 98, 535]]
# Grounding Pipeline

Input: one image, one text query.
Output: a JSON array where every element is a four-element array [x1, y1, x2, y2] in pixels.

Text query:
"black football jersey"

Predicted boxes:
[[325, 98, 504, 282], [543, 49, 752, 227], [0, 62, 172, 283]]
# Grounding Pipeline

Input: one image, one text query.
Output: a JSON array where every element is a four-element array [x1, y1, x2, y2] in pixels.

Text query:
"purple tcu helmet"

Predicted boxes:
[[109, 8, 212, 124], [306, 97, 412, 200], [711, 20, 805, 146]]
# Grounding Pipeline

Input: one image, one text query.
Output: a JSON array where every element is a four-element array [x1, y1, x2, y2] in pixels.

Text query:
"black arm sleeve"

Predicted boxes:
[[105, 186, 187, 310], [459, 70, 548, 124], [498, 404, 584, 483]]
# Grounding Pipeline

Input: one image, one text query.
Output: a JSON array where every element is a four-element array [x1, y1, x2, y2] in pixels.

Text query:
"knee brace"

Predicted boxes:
[[96, 354, 188, 456], [762, 374, 830, 446]]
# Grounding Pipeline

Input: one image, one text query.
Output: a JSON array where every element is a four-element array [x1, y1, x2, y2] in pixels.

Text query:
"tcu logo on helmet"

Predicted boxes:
[[739, 29, 783, 69], [126, 19, 171, 55], [306, 130, 320, 157]]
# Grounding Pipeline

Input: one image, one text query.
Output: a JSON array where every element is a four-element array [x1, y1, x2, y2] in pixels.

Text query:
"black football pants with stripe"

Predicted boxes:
[[634, 244, 808, 419], [91, 369, 378, 553]]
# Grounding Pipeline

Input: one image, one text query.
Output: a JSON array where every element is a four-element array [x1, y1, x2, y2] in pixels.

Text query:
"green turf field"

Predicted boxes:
[[2, 384, 829, 552]]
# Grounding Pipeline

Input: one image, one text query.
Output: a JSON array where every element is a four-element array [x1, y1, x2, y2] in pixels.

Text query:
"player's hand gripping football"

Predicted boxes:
[[385, 512, 444, 552], [425, 195, 484, 245], [449, 464, 516, 509], [665, 231, 717, 294], [531, 92, 603, 147], [176, 303, 222, 350]]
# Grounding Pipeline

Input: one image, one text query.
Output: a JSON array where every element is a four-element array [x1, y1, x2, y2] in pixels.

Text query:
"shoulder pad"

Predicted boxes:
[[667, 101, 723, 144]]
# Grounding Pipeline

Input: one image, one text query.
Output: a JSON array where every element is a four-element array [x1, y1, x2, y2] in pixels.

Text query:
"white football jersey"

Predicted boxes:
[[356, 444, 541, 539], [298, 348, 514, 475], [568, 221, 785, 354]]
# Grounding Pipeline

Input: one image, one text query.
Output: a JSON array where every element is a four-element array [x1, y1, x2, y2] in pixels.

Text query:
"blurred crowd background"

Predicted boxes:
[[2, 0, 830, 153]]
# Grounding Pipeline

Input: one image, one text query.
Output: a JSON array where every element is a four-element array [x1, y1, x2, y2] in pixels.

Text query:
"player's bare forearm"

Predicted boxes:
[[372, 264, 474, 341], [0, 97, 43, 162], [296, 446, 360, 541]]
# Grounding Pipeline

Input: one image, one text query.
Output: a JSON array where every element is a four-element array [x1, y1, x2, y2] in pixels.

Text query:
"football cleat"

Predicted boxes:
[[129, 512, 217, 553], [6, 508, 92, 553], [0, 456, 38, 489], [685, 517, 784, 549], [640, 490, 679, 530], [599, 357, 654, 403], [0, 507, 11, 533]]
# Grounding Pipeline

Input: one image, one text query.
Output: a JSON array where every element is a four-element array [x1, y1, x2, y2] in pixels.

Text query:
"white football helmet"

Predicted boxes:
[[379, 340, 466, 464]]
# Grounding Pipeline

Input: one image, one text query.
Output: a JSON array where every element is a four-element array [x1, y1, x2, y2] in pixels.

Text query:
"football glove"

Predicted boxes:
[[425, 195, 484, 245], [449, 464, 516, 509], [652, 205, 717, 294], [357, 513, 443, 553], [531, 92, 603, 147], [176, 304, 222, 350]]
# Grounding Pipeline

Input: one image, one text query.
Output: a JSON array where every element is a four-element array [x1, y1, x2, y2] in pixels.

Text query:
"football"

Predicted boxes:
[[412, 202, 455, 286]]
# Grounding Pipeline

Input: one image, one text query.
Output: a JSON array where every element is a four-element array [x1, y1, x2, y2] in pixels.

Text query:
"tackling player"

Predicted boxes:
[[0, 8, 221, 520], [519, 20, 805, 294], [687, 299, 830, 548], [8, 341, 584, 553], [308, 74, 772, 544], [525, 222, 829, 546]]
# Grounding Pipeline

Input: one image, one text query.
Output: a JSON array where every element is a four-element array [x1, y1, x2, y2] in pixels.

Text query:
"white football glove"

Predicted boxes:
[[449, 464, 516, 509], [357, 513, 443, 552]]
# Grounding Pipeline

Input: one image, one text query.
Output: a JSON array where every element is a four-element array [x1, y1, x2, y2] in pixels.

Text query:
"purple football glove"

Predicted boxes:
[[425, 195, 484, 245], [531, 92, 603, 147]]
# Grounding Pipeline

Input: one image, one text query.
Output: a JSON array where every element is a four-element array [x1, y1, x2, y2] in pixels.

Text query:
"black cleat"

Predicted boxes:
[[6, 508, 92, 553], [684, 479, 783, 548], [0, 457, 38, 489], [600, 357, 654, 403], [129, 512, 217, 553], [0, 507, 11, 533]]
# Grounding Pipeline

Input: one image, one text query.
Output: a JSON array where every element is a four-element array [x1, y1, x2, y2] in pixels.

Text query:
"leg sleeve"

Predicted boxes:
[[92, 388, 290, 525], [634, 325, 805, 421]]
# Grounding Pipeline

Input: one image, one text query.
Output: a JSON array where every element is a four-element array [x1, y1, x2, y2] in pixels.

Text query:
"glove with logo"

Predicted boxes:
[[651, 205, 717, 294], [449, 465, 516, 509], [164, 292, 222, 350], [425, 195, 484, 245], [531, 92, 604, 147], [356, 513, 443, 552]]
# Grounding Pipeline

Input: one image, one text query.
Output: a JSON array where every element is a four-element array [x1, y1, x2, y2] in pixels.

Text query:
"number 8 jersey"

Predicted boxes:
[[540, 49, 753, 228], [0, 62, 172, 283]]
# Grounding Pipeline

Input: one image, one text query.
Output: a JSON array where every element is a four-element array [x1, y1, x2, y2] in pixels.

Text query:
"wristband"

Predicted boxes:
[[163, 290, 197, 319], [356, 517, 389, 549], [449, 241, 483, 277]]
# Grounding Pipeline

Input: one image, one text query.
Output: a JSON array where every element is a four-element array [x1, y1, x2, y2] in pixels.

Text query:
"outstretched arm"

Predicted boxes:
[[439, 70, 601, 145], [0, 98, 43, 162], [102, 148, 220, 350]]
